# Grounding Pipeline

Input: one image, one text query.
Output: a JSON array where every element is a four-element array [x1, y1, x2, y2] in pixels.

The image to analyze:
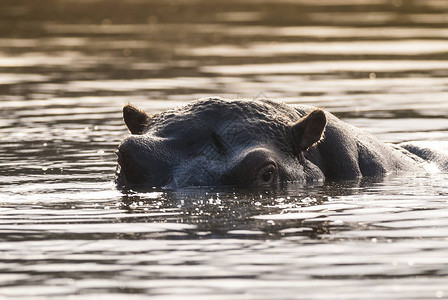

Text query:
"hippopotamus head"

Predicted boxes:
[[115, 98, 327, 189]]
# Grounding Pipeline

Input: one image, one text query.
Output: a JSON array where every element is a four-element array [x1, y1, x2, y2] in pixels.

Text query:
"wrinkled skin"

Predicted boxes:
[[115, 97, 446, 190]]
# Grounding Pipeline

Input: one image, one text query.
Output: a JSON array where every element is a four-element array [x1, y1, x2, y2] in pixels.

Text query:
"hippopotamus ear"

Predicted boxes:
[[123, 104, 151, 134], [290, 109, 327, 152]]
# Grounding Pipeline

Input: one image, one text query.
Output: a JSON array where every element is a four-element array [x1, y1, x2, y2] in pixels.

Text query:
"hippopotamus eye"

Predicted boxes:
[[257, 163, 278, 185], [262, 170, 274, 182]]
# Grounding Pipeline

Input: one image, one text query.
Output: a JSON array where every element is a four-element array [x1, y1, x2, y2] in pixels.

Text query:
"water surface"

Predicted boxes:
[[1, 0, 448, 299]]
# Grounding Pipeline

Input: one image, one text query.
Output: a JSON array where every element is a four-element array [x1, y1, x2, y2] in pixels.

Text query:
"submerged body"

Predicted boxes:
[[116, 97, 446, 189]]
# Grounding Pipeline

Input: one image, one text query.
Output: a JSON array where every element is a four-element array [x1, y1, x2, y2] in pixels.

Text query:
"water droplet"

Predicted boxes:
[[371, 238, 378, 243], [369, 72, 376, 79]]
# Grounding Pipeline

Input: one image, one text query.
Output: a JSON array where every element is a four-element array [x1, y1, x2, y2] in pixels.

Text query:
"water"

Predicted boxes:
[[1, 0, 448, 299]]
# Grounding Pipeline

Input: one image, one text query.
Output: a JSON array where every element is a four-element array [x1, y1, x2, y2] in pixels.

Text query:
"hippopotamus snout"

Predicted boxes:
[[116, 138, 149, 188], [115, 136, 171, 188]]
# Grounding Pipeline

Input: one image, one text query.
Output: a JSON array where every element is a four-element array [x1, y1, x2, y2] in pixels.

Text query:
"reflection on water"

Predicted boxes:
[[1, 0, 448, 299], [186, 40, 448, 56]]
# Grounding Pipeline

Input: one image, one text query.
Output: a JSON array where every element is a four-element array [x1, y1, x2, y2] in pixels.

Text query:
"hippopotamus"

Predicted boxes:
[[115, 97, 448, 189]]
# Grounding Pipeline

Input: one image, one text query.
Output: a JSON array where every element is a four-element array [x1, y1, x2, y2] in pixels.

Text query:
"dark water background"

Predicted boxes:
[[1, 0, 448, 299]]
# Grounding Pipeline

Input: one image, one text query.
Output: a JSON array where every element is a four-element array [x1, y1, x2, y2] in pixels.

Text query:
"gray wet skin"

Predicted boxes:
[[115, 97, 444, 189]]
